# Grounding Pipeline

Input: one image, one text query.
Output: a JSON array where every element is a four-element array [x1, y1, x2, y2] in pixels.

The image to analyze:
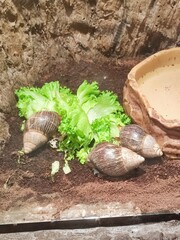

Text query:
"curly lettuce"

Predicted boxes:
[[15, 80, 131, 165]]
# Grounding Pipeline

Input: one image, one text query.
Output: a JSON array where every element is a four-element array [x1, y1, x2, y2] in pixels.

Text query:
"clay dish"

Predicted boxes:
[[123, 47, 180, 160]]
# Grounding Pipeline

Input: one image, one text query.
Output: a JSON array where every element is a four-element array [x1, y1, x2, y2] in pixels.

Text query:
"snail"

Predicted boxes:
[[88, 142, 145, 177], [23, 111, 61, 154], [119, 124, 163, 158]]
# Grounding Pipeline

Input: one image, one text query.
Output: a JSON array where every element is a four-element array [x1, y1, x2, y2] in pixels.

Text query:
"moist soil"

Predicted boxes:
[[0, 58, 179, 220]]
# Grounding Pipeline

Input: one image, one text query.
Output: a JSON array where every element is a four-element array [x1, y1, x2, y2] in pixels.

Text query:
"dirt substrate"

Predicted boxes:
[[0, 58, 179, 222]]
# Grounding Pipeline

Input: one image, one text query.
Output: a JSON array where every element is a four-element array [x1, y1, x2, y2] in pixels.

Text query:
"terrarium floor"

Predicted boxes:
[[0, 58, 179, 224]]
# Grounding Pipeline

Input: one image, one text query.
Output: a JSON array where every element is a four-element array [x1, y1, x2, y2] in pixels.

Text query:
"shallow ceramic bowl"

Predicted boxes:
[[123, 47, 180, 160]]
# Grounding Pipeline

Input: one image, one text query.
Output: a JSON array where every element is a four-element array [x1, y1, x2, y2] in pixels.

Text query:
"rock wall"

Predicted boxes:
[[0, 0, 179, 150]]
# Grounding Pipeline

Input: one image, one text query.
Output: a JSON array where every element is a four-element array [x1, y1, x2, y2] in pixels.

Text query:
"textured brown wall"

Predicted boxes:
[[0, 0, 179, 113]]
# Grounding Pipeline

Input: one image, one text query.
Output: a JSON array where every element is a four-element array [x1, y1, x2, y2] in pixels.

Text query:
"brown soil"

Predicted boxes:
[[0, 58, 179, 219]]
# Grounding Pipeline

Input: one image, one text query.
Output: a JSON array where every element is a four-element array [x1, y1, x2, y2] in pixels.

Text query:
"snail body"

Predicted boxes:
[[88, 142, 145, 177], [119, 124, 163, 158], [23, 111, 61, 154]]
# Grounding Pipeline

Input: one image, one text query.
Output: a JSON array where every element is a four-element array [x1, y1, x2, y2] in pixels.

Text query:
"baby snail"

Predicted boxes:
[[23, 111, 61, 154], [88, 142, 145, 177], [119, 124, 163, 158]]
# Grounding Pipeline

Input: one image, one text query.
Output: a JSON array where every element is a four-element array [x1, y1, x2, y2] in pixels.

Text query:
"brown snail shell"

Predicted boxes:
[[119, 124, 163, 158], [23, 111, 61, 154], [88, 142, 145, 177]]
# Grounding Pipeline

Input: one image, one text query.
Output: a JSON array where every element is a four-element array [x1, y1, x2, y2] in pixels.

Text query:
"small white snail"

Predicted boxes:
[[119, 124, 163, 158], [88, 142, 145, 177], [23, 111, 61, 154]]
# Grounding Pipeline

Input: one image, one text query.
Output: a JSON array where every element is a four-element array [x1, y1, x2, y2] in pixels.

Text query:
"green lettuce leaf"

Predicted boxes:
[[15, 81, 75, 119], [58, 99, 93, 163]]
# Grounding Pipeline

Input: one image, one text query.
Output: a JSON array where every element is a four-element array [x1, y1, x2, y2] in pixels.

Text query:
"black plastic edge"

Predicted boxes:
[[0, 212, 179, 234]]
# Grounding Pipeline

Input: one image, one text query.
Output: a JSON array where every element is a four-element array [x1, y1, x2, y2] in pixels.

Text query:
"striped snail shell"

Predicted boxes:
[[119, 124, 163, 158], [23, 111, 61, 154], [88, 142, 145, 177]]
